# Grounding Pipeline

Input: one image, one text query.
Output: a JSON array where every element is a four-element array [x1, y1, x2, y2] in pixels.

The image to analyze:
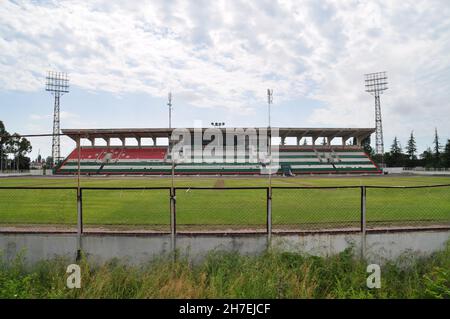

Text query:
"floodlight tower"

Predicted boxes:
[[365, 71, 388, 161], [46, 71, 69, 166]]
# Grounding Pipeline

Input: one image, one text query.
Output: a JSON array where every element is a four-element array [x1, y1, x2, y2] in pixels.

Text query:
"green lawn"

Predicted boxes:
[[0, 175, 449, 230]]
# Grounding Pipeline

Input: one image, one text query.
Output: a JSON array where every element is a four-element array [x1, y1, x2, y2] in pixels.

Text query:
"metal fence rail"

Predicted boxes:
[[0, 185, 449, 239], [82, 188, 170, 232], [176, 187, 267, 232]]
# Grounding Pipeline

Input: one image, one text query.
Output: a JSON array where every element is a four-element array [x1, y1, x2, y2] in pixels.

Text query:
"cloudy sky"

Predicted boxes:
[[1, 0, 449, 158]]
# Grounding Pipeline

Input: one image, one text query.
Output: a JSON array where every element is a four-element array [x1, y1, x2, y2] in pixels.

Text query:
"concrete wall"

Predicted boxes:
[[383, 167, 405, 174], [404, 170, 450, 176], [383, 167, 450, 176], [0, 231, 448, 266]]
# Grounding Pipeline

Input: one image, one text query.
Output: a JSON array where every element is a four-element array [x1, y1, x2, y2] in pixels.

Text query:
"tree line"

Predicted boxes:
[[363, 129, 450, 168], [0, 120, 32, 171]]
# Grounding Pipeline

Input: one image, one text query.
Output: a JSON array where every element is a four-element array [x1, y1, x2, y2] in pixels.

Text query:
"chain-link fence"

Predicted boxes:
[[81, 188, 170, 232], [272, 187, 361, 231], [366, 185, 450, 229], [176, 187, 267, 232], [0, 187, 77, 230], [0, 185, 449, 234]]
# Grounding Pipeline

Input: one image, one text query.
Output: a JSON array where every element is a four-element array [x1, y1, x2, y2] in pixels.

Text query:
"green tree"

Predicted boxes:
[[386, 136, 403, 167], [433, 128, 441, 168], [45, 156, 53, 168], [0, 120, 9, 171], [391, 136, 402, 153], [5, 133, 32, 170], [443, 139, 450, 168], [406, 131, 417, 159], [406, 131, 417, 167], [361, 136, 374, 158], [421, 147, 434, 168], [17, 136, 32, 157], [6, 134, 20, 170]]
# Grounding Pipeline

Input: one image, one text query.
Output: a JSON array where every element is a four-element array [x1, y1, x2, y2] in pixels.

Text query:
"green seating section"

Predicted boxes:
[[56, 146, 380, 175]]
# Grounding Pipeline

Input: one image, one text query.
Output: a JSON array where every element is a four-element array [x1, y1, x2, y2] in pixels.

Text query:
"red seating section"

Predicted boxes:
[[65, 147, 167, 161]]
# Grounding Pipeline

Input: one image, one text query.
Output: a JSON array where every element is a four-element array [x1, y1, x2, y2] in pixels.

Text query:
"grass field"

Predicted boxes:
[[0, 175, 449, 230]]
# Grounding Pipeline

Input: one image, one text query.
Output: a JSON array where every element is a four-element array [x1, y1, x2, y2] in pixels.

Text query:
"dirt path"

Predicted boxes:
[[214, 178, 225, 188]]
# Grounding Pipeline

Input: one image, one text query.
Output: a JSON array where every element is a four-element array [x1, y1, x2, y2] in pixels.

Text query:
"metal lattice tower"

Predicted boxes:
[[365, 71, 388, 158], [46, 71, 69, 166]]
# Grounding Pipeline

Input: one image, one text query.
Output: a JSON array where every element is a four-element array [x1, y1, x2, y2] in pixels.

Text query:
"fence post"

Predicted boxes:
[[170, 187, 176, 253], [267, 187, 272, 246], [76, 188, 83, 260], [75, 135, 83, 260], [360, 186, 366, 259]]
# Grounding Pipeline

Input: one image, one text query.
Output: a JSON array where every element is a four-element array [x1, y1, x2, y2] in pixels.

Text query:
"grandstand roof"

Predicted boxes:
[[62, 127, 375, 141]]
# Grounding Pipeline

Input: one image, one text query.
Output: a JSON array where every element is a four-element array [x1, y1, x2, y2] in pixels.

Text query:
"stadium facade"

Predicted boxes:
[[56, 127, 380, 175]]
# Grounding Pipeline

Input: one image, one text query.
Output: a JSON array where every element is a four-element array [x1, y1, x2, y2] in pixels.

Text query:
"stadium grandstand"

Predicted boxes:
[[56, 127, 381, 175]]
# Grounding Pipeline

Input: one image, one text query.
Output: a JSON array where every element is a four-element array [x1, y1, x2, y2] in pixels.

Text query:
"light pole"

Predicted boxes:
[[169, 139, 177, 255], [168, 92, 176, 250], [267, 89, 273, 187], [267, 89, 273, 240], [167, 92, 173, 129]]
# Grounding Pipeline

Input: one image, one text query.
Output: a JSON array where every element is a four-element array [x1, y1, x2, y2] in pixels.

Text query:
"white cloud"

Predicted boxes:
[[29, 111, 78, 121], [29, 114, 51, 121], [1, 0, 450, 150], [304, 0, 450, 148]]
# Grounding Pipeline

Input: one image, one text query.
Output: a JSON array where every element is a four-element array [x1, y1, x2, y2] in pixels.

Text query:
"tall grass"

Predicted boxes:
[[0, 242, 449, 299]]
